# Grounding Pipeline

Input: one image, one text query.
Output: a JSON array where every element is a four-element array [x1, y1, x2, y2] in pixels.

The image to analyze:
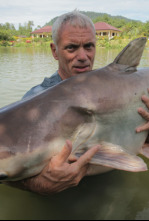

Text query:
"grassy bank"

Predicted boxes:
[[0, 36, 149, 49], [0, 39, 53, 48], [96, 37, 149, 49]]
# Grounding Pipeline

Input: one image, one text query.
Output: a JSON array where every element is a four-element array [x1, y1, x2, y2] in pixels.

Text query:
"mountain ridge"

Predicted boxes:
[[44, 10, 142, 28]]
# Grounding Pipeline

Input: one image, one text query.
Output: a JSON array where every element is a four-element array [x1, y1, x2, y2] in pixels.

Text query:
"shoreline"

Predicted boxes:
[[1, 38, 149, 49]]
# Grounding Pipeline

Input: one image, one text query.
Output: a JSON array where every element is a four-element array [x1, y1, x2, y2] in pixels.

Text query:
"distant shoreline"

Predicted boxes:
[[0, 37, 149, 49]]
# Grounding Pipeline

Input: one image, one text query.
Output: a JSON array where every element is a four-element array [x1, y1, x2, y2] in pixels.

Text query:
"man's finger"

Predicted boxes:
[[68, 154, 78, 163], [76, 145, 100, 168], [142, 94, 149, 109], [136, 122, 149, 133], [53, 140, 72, 165], [138, 107, 149, 121]]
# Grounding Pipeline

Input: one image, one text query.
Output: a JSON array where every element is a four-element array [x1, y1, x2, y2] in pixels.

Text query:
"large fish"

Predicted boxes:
[[0, 37, 149, 182]]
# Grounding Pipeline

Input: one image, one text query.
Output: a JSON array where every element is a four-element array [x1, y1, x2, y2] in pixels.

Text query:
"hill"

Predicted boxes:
[[44, 11, 142, 28]]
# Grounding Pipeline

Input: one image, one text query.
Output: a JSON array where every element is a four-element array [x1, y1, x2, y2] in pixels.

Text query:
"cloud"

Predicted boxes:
[[0, 0, 148, 28]]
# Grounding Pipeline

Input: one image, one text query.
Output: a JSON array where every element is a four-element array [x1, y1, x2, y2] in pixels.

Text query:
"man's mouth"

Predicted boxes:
[[73, 65, 90, 73]]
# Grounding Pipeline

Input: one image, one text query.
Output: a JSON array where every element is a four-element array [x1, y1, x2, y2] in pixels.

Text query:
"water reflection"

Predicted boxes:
[[0, 47, 58, 106], [1, 168, 149, 220], [0, 46, 149, 220], [0, 46, 148, 107]]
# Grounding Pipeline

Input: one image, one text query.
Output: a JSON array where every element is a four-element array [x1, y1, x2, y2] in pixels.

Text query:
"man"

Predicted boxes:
[[7, 11, 149, 195]]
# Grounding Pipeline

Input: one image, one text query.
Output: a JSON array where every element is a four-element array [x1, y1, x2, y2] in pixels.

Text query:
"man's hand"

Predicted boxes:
[[5, 140, 99, 195], [136, 89, 149, 133]]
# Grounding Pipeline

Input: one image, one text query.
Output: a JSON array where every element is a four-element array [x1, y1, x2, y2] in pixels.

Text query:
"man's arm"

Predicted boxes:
[[4, 140, 99, 195]]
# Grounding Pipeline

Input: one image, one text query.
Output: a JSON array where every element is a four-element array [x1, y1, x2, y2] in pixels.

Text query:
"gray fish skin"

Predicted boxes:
[[0, 37, 149, 181]]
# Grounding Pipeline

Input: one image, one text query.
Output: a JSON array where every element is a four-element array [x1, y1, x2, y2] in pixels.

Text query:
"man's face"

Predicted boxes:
[[51, 23, 96, 80]]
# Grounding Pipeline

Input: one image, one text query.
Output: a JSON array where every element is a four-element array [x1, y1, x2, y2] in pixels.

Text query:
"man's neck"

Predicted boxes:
[[58, 70, 69, 80]]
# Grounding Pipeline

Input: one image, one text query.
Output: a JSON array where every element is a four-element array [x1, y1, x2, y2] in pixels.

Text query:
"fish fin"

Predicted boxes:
[[139, 143, 149, 158], [75, 142, 147, 172], [113, 37, 147, 71]]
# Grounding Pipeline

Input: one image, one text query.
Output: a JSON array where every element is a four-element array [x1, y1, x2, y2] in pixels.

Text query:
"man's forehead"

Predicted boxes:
[[62, 21, 93, 29], [59, 24, 96, 43]]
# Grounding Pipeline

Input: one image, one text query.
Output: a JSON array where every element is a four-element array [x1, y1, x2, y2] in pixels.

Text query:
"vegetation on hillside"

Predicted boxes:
[[0, 11, 149, 48], [45, 11, 137, 26]]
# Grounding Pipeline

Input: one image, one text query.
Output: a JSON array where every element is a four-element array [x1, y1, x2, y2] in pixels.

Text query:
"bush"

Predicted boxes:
[[0, 30, 14, 41], [0, 40, 10, 46]]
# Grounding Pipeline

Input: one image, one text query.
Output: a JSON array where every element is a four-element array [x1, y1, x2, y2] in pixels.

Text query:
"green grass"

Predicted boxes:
[[1, 37, 148, 49]]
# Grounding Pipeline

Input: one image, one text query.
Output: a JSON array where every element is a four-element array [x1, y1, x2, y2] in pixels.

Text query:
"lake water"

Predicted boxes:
[[0, 45, 149, 220]]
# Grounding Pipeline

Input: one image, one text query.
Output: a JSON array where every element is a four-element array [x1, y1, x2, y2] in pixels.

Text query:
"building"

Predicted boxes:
[[94, 22, 121, 39], [31, 26, 52, 38], [31, 22, 121, 40]]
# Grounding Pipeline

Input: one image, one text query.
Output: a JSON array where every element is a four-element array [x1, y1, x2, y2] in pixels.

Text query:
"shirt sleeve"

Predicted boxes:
[[22, 85, 44, 99], [22, 71, 62, 99]]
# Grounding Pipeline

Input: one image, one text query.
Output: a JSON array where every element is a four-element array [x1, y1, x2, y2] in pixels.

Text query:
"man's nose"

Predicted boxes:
[[77, 48, 88, 62]]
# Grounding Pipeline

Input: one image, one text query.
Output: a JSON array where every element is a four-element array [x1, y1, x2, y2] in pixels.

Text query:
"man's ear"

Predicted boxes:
[[50, 43, 58, 60]]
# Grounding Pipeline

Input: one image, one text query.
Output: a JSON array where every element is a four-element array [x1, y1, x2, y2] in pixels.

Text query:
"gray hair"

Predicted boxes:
[[52, 10, 95, 45]]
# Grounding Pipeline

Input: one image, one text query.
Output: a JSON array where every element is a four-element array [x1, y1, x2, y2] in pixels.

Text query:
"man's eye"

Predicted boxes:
[[67, 45, 74, 50], [66, 45, 77, 51], [85, 43, 94, 50]]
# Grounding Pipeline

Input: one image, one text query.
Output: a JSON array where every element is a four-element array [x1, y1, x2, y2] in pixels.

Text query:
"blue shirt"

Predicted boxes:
[[22, 71, 62, 99]]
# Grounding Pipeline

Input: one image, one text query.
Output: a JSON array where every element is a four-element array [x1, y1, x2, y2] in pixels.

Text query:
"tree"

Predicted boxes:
[[143, 21, 149, 36], [27, 21, 34, 32], [18, 21, 34, 36]]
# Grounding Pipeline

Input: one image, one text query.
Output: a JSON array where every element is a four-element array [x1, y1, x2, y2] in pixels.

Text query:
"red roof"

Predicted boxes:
[[31, 26, 52, 34], [94, 22, 121, 32], [31, 22, 120, 34]]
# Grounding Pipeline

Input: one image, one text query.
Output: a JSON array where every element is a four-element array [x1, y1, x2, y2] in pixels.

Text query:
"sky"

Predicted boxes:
[[0, 0, 149, 29]]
